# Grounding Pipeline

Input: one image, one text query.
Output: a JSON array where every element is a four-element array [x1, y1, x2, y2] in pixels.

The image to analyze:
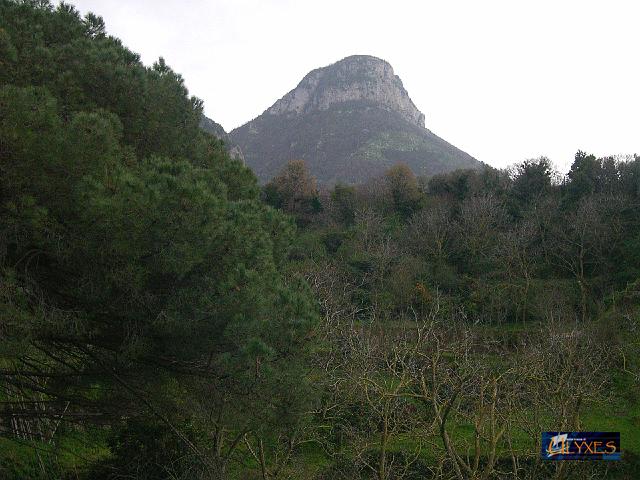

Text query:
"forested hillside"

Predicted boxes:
[[263, 155, 640, 479], [1, 2, 639, 480]]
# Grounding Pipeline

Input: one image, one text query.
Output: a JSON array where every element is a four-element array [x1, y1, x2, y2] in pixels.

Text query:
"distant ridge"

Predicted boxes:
[[200, 115, 245, 163], [231, 55, 480, 184]]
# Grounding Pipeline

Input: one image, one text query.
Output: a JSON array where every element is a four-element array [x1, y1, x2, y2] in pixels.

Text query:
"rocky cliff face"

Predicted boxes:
[[231, 55, 480, 184], [268, 56, 425, 128]]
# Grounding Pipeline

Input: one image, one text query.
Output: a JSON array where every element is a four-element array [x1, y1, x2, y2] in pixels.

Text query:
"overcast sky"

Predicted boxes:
[[68, 0, 639, 172]]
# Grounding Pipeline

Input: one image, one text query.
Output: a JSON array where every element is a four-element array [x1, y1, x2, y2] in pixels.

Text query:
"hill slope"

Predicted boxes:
[[231, 55, 480, 184], [200, 115, 245, 162]]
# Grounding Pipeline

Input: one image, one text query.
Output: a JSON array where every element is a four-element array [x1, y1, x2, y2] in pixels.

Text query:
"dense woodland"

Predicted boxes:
[[1, 2, 640, 479]]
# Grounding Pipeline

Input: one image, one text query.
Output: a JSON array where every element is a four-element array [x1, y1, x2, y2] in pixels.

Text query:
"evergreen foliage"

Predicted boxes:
[[0, 2, 316, 478]]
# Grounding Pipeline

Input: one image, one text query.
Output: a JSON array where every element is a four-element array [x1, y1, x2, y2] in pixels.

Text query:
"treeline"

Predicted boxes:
[[267, 154, 640, 325], [1, 1, 640, 479]]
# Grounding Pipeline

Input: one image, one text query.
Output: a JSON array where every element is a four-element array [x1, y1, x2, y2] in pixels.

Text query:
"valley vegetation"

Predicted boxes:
[[1, 2, 639, 479]]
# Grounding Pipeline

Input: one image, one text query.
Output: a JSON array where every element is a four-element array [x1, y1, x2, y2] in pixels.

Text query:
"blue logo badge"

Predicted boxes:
[[541, 432, 621, 460]]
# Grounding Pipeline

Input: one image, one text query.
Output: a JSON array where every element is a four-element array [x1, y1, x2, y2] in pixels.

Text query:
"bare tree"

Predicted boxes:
[[548, 194, 623, 321], [396, 304, 520, 480], [455, 194, 507, 274], [497, 219, 541, 323], [407, 201, 454, 262]]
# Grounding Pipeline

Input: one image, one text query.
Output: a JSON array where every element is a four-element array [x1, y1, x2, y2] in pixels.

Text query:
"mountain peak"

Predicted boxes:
[[231, 55, 479, 185], [267, 55, 425, 128]]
